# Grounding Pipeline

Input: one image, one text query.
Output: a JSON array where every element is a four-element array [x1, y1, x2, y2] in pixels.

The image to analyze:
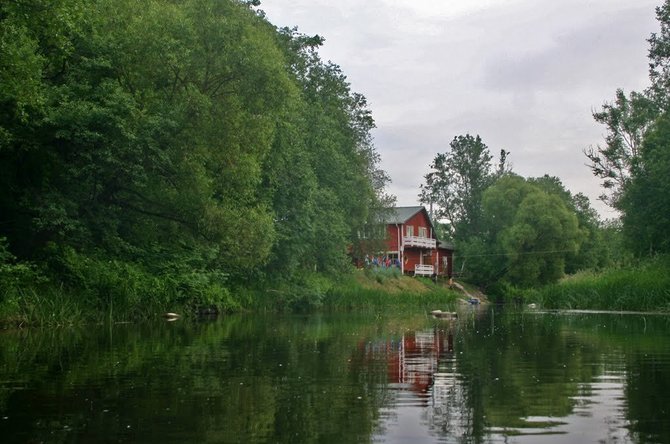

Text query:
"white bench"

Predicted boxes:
[[414, 264, 434, 276]]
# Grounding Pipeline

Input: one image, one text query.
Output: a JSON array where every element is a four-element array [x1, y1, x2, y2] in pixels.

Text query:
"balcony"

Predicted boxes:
[[403, 236, 436, 249]]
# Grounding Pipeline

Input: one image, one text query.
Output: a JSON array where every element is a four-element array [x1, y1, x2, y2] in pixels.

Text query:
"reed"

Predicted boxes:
[[524, 256, 670, 312], [0, 248, 240, 327], [242, 270, 460, 314], [324, 274, 459, 312], [242, 272, 335, 313], [2, 244, 460, 325]]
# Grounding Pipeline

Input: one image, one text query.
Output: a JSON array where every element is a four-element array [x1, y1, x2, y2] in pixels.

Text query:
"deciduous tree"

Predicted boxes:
[[584, 89, 657, 208], [620, 112, 670, 255], [420, 134, 494, 240]]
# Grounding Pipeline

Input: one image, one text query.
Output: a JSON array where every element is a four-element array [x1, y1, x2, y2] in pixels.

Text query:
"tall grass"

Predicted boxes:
[[324, 273, 459, 312], [0, 287, 86, 327], [0, 244, 240, 327], [240, 269, 459, 314], [523, 255, 670, 312]]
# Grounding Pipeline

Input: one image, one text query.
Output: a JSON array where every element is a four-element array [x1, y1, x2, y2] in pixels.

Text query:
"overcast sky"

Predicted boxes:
[[261, 0, 660, 218]]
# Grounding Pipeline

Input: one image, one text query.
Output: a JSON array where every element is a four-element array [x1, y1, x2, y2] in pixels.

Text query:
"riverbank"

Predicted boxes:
[[0, 264, 461, 328], [520, 255, 670, 312], [238, 268, 461, 313], [4, 253, 668, 327], [325, 268, 461, 311]]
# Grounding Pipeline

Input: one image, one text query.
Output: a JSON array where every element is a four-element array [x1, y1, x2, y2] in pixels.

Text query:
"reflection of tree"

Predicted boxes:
[[449, 310, 602, 439], [0, 314, 403, 443], [428, 334, 472, 441], [420, 310, 638, 441], [626, 351, 670, 443], [439, 310, 670, 443], [1, 311, 669, 443], [359, 312, 649, 443]]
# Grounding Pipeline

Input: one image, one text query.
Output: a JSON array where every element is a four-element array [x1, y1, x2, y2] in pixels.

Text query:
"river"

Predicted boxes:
[[1, 307, 669, 443]]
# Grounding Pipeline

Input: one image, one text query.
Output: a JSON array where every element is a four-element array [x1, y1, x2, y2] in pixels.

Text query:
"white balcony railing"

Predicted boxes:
[[403, 236, 436, 249], [414, 264, 434, 276]]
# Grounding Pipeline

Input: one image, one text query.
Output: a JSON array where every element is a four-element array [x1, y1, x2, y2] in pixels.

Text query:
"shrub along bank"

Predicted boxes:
[[0, 242, 240, 327], [0, 241, 459, 327], [519, 255, 670, 312]]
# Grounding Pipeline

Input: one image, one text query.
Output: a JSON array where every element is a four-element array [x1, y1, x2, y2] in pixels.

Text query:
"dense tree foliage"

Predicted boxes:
[[435, 0, 670, 291], [527, 176, 609, 273], [420, 134, 495, 240], [421, 134, 599, 289], [472, 175, 582, 288], [413, 0, 670, 295], [620, 112, 670, 255], [588, 0, 670, 256], [0, 0, 389, 312]]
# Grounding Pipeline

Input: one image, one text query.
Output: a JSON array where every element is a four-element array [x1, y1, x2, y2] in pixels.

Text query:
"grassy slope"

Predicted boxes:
[[323, 269, 461, 312]]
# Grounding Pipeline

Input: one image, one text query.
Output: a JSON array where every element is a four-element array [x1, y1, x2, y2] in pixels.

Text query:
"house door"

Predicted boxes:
[[421, 251, 431, 266]]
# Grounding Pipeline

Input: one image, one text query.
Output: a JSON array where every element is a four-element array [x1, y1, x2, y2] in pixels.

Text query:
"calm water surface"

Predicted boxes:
[[1, 307, 670, 443]]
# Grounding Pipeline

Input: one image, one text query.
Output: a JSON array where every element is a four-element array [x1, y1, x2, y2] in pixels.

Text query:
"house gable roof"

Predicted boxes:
[[382, 206, 434, 225]]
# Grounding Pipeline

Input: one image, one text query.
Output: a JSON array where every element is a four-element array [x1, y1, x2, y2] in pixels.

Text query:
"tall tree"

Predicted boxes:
[[265, 26, 391, 276], [584, 89, 657, 208], [587, 0, 670, 257], [620, 111, 670, 255], [648, 0, 670, 109], [586, 0, 670, 209], [0, 0, 392, 308], [420, 134, 494, 240], [477, 175, 581, 287]]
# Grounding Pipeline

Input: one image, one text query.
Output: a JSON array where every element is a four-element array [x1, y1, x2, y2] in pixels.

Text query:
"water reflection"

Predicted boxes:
[[362, 328, 453, 401], [370, 310, 670, 444], [0, 310, 669, 443]]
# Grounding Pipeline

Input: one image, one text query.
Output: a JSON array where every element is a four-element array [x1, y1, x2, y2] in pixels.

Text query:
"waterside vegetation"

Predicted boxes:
[[520, 255, 670, 313], [3, 0, 670, 325], [0, 0, 395, 325], [419, 1, 670, 312], [0, 259, 460, 327]]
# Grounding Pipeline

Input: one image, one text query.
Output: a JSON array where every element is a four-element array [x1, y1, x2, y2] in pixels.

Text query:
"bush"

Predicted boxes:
[[486, 281, 527, 305], [0, 238, 48, 316], [250, 273, 335, 312], [521, 255, 670, 312], [1, 243, 240, 325]]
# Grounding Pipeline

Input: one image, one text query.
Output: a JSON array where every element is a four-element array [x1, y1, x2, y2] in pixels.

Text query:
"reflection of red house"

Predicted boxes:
[[359, 329, 454, 401], [386, 330, 446, 394], [382, 206, 454, 277]]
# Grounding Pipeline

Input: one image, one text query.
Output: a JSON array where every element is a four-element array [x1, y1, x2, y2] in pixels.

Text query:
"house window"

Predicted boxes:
[[418, 227, 427, 238], [406, 225, 414, 237]]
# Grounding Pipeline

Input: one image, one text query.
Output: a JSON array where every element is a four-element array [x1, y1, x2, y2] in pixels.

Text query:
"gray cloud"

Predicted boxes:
[[261, 0, 660, 217], [480, 4, 654, 94]]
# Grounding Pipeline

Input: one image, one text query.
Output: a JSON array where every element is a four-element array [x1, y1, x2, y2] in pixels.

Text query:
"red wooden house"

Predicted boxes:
[[380, 206, 454, 277]]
